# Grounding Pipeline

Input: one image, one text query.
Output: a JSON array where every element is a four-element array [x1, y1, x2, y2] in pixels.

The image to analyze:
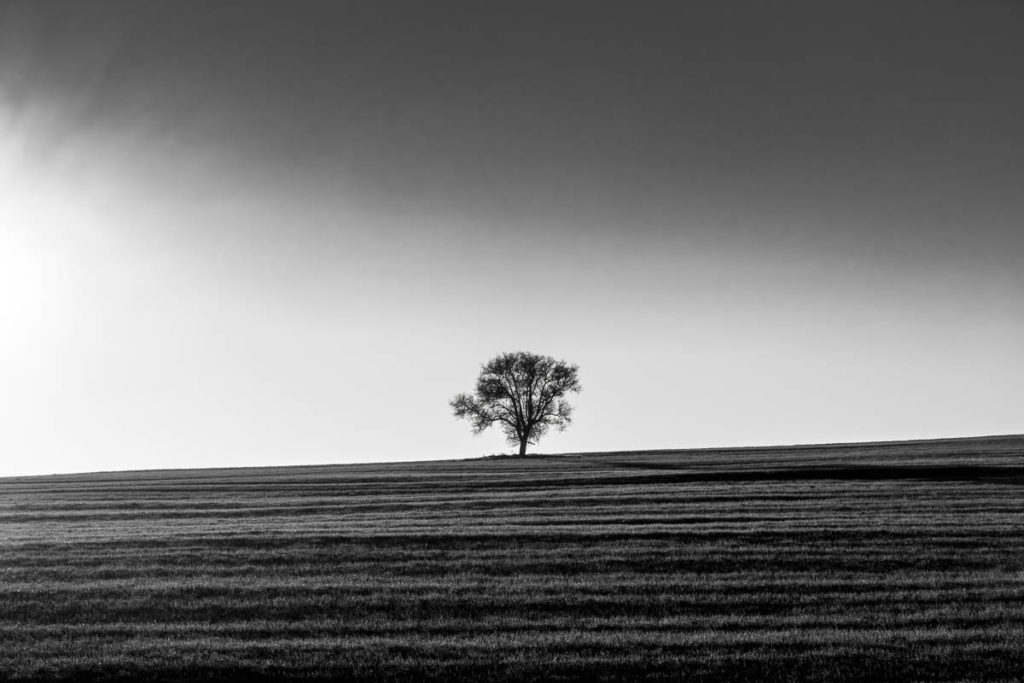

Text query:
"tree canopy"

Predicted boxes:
[[451, 351, 581, 456]]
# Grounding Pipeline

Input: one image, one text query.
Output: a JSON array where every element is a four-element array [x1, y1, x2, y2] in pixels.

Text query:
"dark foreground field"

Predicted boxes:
[[2, 436, 1023, 682]]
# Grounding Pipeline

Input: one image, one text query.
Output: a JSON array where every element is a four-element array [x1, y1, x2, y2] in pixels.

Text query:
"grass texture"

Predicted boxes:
[[1, 435, 1023, 681]]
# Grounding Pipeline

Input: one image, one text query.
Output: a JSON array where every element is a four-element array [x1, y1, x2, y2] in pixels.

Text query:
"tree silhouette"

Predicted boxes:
[[451, 351, 582, 456]]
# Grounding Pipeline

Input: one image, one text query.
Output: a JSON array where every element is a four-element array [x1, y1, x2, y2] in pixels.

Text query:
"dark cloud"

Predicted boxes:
[[8, 1, 1024, 223], [5, 0, 1022, 282]]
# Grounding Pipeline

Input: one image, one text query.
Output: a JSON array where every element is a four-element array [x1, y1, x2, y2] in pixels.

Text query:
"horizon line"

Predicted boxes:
[[2, 432, 1020, 482]]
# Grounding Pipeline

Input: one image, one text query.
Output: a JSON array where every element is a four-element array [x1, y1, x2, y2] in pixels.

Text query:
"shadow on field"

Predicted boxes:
[[29, 652, 1024, 683], [604, 462, 1024, 484]]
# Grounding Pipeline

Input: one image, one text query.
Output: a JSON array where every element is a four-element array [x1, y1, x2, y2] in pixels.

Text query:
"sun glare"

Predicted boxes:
[[0, 121, 73, 357]]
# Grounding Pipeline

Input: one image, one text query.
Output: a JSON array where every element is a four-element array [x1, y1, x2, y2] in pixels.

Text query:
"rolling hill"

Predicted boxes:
[[2, 435, 1022, 681]]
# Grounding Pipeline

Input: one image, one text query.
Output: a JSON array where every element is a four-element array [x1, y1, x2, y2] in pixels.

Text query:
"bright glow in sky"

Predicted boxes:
[[1, 1, 1021, 477], [0, 113, 74, 364]]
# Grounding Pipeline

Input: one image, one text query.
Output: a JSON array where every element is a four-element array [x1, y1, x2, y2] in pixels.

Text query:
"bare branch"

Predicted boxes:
[[451, 352, 581, 456]]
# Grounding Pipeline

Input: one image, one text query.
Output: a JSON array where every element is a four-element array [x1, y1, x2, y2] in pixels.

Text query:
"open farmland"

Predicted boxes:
[[2, 435, 1023, 681]]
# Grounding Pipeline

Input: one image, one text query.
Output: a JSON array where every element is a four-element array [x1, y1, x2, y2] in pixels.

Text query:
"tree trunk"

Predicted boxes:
[[518, 438, 528, 457]]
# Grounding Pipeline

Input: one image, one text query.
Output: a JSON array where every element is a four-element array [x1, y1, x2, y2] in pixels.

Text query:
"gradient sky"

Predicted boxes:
[[1, 0, 1021, 476]]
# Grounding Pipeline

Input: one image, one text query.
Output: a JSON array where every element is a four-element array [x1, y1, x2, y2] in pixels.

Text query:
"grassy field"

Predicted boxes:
[[2, 435, 1023, 681]]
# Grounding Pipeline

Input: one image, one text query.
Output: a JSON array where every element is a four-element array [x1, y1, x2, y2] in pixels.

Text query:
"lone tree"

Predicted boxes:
[[451, 351, 582, 457]]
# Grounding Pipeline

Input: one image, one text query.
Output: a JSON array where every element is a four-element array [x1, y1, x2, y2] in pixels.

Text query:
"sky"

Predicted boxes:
[[0, 0, 1021, 476]]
